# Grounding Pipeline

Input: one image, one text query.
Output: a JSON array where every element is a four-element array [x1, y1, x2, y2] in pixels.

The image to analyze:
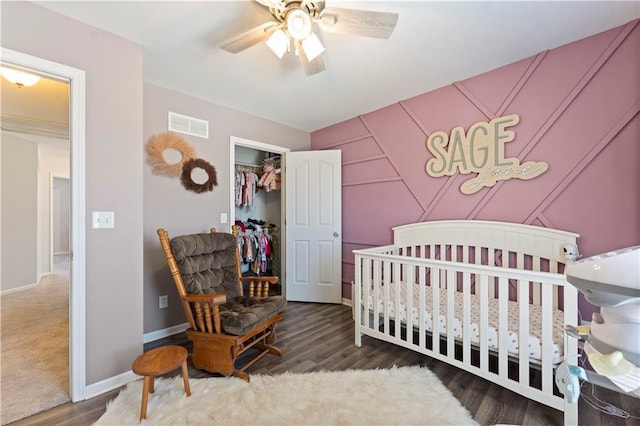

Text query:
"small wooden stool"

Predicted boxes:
[[132, 345, 191, 421]]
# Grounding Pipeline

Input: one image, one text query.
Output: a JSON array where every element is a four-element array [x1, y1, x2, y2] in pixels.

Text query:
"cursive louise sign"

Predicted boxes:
[[425, 114, 548, 194]]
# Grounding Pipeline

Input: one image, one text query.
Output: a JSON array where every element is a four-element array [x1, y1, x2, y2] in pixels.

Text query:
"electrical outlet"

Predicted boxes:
[[159, 295, 168, 309]]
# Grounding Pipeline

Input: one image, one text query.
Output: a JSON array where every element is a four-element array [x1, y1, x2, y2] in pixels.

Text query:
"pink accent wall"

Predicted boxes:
[[311, 19, 640, 318]]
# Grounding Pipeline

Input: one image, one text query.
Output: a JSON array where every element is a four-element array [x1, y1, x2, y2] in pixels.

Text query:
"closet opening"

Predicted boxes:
[[229, 137, 290, 297]]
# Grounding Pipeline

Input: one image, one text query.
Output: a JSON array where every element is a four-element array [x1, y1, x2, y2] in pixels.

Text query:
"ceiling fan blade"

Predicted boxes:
[[297, 41, 326, 76], [219, 21, 279, 54], [255, 0, 286, 10], [320, 7, 398, 39]]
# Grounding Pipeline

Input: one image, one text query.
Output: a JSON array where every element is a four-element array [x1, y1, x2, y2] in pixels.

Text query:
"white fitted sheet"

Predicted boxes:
[[366, 281, 565, 363]]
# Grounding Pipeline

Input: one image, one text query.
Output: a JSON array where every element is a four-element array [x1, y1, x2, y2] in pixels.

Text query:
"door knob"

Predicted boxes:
[[333, 232, 339, 237]]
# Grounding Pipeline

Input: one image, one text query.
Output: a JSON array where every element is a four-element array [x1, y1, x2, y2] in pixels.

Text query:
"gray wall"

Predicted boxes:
[[2, 2, 144, 385], [1, 134, 38, 291], [2, 1, 311, 387], [143, 83, 309, 333]]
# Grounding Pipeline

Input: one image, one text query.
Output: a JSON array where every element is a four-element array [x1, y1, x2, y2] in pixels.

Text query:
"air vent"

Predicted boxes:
[[168, 111, 209, 139]]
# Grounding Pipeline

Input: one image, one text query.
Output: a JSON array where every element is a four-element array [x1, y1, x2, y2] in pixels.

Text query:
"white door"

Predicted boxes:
[[285, 150, 342, 303]]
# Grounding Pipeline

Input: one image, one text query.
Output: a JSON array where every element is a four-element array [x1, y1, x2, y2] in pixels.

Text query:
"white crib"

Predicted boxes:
[[353, 220, 580, 425]]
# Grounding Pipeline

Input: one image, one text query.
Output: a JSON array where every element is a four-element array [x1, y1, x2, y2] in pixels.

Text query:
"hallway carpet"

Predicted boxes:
[[1, 259, 70, 425]]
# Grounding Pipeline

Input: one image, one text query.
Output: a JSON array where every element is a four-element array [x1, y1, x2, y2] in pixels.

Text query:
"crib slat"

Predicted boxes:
[[518, 279, 530, 388], [488, 247, 495, 266], [432, 266, 441, 355], [475, 246, 483, 269], [383, 260, 391, 333], [377, 260, 384, 332], [541, 284, 553, 394], [488, 248, 496, 299], [516, 251, 525, 304], [418, 265, 427, 349], [371, 258, 379, 330], [447, 269, 455, 358], [394, 259, 401, 339], [406, 264, 415, 344], [550, 260, 559, 309], [462, 271, 471, 365], [354, 254, 362, 346], [498, 276, 509, 378], [361, 256, 370, 328], [479, 274, 489, 371], [532, 256, 541, 306]]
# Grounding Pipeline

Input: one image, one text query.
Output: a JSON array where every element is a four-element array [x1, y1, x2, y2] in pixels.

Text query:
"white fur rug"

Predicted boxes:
[[95, 365, 474, 425]]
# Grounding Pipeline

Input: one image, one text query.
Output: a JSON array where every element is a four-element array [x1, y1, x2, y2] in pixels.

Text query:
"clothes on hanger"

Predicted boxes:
[[234, 164, 262, 208], [235, 219, 279, 276]]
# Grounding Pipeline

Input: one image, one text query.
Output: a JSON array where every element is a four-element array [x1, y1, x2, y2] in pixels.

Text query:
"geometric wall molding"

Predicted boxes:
[[312, 19, 640, 317]]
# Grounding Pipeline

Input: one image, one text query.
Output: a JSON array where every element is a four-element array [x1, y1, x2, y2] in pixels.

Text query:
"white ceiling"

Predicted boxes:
[[33, 1, 640, 132]]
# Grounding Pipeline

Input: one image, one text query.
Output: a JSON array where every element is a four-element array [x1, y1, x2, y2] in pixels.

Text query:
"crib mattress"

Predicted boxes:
[[366, 282, 565, 363]]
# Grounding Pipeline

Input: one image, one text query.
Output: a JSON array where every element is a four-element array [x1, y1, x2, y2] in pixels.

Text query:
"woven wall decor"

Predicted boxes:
[[145, 132, 196, 177], [181, 158, 218, 193]]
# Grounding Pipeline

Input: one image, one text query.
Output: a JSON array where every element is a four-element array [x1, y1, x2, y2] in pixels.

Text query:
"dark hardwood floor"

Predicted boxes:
[[10, 302, 639, 425]]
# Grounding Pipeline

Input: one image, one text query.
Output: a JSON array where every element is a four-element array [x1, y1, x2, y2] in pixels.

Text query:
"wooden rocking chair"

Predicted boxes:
[[157, 226, 285, 380]]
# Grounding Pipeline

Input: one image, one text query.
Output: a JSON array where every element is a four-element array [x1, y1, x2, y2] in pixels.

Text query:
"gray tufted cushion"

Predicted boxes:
[[171, 232, 241, 298], [220, 296, 287, 335], [171, 232, 286, 336]]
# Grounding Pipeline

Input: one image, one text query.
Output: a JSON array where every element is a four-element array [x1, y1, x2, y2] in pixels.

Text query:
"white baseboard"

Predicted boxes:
[[84, 370, 138, 400], [143, 322, 189, 344], [341, 297, 352, 307], [1, 282, 39, 296], [84, 323, 190, 400]]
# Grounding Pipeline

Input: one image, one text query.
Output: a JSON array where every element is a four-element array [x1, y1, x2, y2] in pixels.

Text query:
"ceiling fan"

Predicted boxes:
[[220, 0, 399, 76]]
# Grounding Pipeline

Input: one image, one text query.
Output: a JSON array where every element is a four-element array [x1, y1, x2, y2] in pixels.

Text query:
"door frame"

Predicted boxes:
[[1, 47, 87, 402], [229, 136, 290, 289]]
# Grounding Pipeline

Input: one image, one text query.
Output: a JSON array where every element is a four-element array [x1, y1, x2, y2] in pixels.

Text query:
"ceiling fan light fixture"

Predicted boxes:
[[220, 1, 400, 76], [301, 32, 325, 61], [266, 29, 290, 58], [286, 9, 312, 40], [0, 66, 40, 88]]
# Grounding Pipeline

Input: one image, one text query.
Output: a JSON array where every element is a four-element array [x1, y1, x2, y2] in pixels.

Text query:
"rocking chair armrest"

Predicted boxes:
[[183, 293, 227, 305], [239, 276, 279, 285], [240, 276, 279, 298], [183, 293, 225, 334]]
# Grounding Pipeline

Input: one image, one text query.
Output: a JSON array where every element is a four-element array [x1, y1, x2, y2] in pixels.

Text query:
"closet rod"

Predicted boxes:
[[235, 161, 262, 166], [235, 162, 264, 169]]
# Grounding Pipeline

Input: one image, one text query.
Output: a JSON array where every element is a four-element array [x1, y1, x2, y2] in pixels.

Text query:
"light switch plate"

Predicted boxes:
[[92, 211, 115, 229], [220, 213, 228, 224]]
